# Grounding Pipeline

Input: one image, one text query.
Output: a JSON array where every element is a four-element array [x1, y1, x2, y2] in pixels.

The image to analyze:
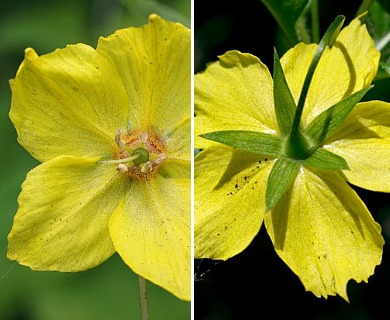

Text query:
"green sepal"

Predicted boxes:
[[266, 157, 300, 212], [303, 148, 349, 171], [200, 130, 282, 156], [294, 15, 345, 128], [304, 86, 372, 148], [273, 48, 297, 137]]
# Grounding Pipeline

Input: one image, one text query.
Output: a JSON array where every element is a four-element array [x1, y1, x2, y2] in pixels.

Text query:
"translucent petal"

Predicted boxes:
[[154, 115, 191, 179], [264, 167, 384, 300], [281, 17, 380, 127], [97, 14, 190, 135], [10, 46, 128, 162], [7, 156, 126, 271], [195, 146, 272, 260], [326, 101, 390, 192], [109, 175, 191, 301], [195, 50, 278, 149], [165, 116, 191, 162]]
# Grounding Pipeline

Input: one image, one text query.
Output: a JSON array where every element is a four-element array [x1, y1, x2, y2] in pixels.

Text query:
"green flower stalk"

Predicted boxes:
[[194, 16, 389, 300]]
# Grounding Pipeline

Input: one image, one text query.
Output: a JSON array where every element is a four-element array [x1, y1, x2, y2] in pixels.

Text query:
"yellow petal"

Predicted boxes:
[[195, 146, 272, 260], [195, 50, 278, 149], [165, 116, 191, 162], [7, 156, 126, 271], [281, 17, 380, 127], [10, 46, 129, 162], [97, 14, 190, 135], [160, 116, 190, 179], [326, 101, 390, 192], [109, 176, 191, 301], [264, 167, 384, 300]]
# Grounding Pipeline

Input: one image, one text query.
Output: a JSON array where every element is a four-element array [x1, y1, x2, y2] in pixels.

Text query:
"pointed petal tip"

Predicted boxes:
[[149, 13, 161, 22], [24, 47, 38, 60]]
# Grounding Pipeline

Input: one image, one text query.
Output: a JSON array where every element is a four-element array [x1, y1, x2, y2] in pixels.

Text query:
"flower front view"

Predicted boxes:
[[195, 16, 389, 300], [8, 14, 191, 301]]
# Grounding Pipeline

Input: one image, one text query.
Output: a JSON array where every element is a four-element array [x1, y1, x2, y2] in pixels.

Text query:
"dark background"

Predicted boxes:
[[194, 1, 390, 319]]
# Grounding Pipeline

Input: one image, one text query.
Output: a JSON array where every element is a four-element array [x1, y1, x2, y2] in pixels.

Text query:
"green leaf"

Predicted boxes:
[[261, 0, 310, 45], [365, 0, 390, 79], [303, 148, 349, 171], [273, 48, 296, 137], [200, 130, 282, 156], [304, 86, 372, 148], [266, 157, 300, 211]]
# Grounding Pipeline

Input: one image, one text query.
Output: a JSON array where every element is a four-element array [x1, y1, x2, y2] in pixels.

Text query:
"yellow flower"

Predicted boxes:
[[195, 17, 388, 300], [8, 14, 191, 301]]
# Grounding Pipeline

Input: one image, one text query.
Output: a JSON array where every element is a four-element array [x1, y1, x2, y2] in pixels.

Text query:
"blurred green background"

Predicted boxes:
[[195, 0, 390, 319], [0, 0, 190, 319]]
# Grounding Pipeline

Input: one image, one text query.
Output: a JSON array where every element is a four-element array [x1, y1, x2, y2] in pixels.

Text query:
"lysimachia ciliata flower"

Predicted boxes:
[[194, 17, 389, 300], [8, 14, 191, 301]]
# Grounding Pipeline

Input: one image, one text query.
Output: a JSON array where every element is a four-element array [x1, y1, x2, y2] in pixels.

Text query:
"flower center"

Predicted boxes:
[[101, 128, 166, 181]]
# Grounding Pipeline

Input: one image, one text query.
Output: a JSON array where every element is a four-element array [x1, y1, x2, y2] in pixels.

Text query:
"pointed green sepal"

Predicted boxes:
[[200, 130, 282, 156], [303, 148, 349, 171], [293, 15, 345, 130], [266, 157, 300, 212], [304, 86, 372, 148], [273, 48, 297, 137], [318, 15, 345, 49]]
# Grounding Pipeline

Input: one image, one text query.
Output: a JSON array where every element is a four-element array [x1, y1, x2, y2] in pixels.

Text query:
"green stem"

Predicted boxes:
[[138, 276, 149, 320], [311, 0, 320, 43]]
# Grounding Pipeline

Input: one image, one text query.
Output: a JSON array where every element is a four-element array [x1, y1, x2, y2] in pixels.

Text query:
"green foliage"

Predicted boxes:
[[260, 0, 310, 45], [366, 0, 390, 79]]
